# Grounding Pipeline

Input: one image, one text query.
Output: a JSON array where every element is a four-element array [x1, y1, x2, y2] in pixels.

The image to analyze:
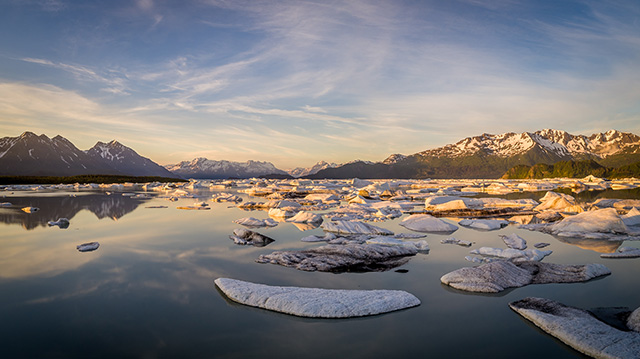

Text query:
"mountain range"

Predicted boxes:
[[164, 158, 290, 179], [2, 129, 639, 179], [0, 132, 176, 178], [307, 129, 640, 179]]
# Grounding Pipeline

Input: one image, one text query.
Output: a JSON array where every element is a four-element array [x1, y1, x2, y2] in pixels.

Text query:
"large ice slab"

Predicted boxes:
[[509, 297, 640, 359], [214, 278, 420, 318], [600, 247, 640, 259], [469, 247, 552, 262], [233, 217, 279, 228], [548, 208, 629, 238], [500, 233, 527, 250], [622, 207, 640, 227], [229, 229, 275, 247], [256, 243, 416, 272], [458, 219, 509, 231], [321, 220, 393, 235], [399, 214, 458, 233], [440, 261, 610, 293]]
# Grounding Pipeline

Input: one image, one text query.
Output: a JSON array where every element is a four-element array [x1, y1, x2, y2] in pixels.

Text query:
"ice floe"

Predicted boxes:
[[77, 242, 99, 252], [509, 297, 640, 359], [440, 237, 472, 247], [301, 232, 338, 242], [47, 218, 70, 229], [211, 192, 243, 203], [622, 207, 640, 227], [365, 236, 429, 252], [399, 214, 458, 233], [286, 211, 323, 225], [229, 229, 275, 247], [469, 247, 552, 262], [214, 278, 420, 318], [458, 219, 509, 231], [500, 233, 527, 250], [321, 220, 393, 235], [233, 217, 279, 228], [545, 208, 629, 237], [440, 261, 610, 293], [256, 242, 417, 272], [600, 247, 640, 259], [534, 192, 583, 213]]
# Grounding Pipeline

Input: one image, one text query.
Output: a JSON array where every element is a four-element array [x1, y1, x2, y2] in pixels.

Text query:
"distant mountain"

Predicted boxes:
[[0, 132, 180, 177], [288, 161, 339, 177], [86, 140, 175, 177], [165, 158, 290, 179], [308, 129, 640, 179]]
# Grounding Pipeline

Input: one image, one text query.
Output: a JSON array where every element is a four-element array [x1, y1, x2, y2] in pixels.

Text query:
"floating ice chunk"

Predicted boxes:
[[470, 247, 552, 262], [233, 217, 279, 228], [458, 219, 508, 231], [628, 307, 640, 333], [211, 192, 243, 203], [268, 207, 299, 219], [441, 237, 472, 247], [548, 208, 629, 236], [600, 247, 640, 259], [622, 207, 640, 227], [229, 228, 275, 247], [365, 236, 429, 252], [214, 278, 420, 318], [21, 207, 39, 213], [509, 297, 640, 359], [534, 193, 583, 213], [321, 220, 393, 235], [500, 233, 527, 250], [399, 214, 458, 233], [77, 242, 99, 252], [256, 243, 416, 272], [393, 233, 427, 239], [286, 211, 323, 225], [47, 218, 70, 229], [534, 242, 550, 248], [301, 232, 337, 242], [304, 193, 340, 203], [441, 261, 610, 293]]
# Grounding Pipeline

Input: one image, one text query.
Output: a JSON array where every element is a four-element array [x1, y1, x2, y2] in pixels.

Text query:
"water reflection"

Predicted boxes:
[[553, 235, 623, 253], [0, 193, 151, 230]]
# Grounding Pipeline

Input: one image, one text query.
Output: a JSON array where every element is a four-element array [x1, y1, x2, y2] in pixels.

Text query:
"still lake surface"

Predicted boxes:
[[1, 184, 639, 358]]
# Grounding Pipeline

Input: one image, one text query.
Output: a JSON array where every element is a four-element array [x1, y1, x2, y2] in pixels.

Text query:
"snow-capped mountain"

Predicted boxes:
[[310, 129, 640, 179], [382, 154, 407, 164], [165, 158, 289, 179], [417, 129, 640, 159], [0, 132, 179, 177], [0, 132, 114, 176], [288, 161, 339, 178], [86, 140, 175, 177]]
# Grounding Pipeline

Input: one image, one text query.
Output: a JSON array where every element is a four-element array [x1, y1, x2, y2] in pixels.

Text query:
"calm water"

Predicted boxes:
[[1, 186, 639, 358]]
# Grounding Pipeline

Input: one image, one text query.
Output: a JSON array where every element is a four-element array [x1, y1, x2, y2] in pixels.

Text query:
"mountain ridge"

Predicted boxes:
[[0, 132, 179, 178]]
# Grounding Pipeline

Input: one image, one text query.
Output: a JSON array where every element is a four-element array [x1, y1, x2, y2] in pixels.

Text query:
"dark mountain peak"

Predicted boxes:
[[19, 131, 39, 139]]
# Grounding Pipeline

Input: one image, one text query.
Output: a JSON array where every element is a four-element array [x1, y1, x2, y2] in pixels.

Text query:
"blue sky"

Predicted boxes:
[[1, 0, 639, 169]]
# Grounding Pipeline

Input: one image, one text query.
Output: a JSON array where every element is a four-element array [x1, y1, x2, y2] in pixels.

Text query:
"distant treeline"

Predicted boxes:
[[501, 160, 640, 179], [0, 174, 187, 185]]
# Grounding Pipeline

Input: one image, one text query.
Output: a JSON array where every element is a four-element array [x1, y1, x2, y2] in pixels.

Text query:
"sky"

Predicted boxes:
[[0, 0, 639, 169]]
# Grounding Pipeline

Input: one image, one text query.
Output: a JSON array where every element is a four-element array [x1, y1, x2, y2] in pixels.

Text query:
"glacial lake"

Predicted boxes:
[[1, 183, 639, 358]]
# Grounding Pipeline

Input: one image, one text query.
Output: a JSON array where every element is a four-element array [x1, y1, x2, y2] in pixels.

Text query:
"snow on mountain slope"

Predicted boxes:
[[165, 158, 288, 179], [288, 161, 339, 177], [417, 129, 640, 159]]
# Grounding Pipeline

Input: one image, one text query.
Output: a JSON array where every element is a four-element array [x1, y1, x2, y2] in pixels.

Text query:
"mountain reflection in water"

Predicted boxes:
[[0, 193, 152, 230]]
